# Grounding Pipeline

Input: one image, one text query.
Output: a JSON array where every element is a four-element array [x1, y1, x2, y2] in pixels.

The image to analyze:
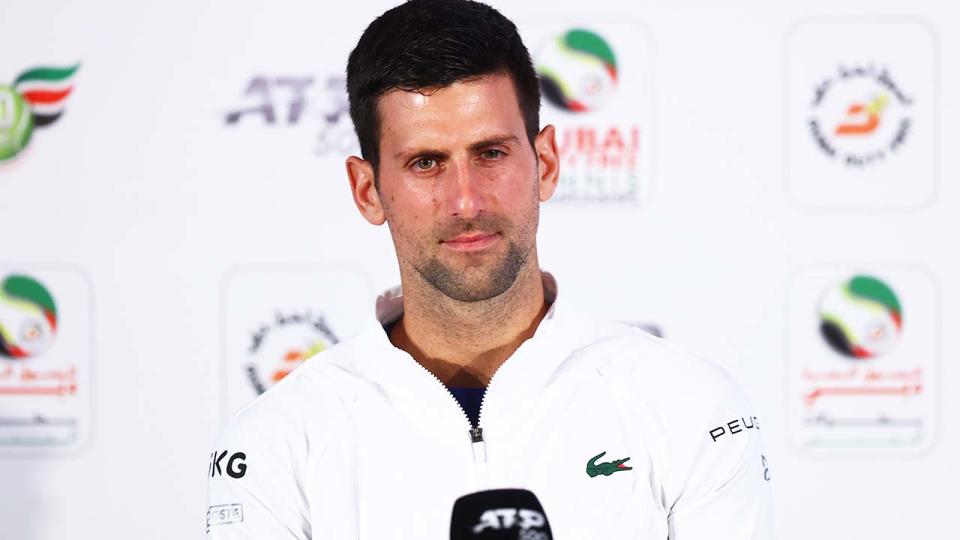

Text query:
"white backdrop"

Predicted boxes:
[[1, 0, 957, 538]]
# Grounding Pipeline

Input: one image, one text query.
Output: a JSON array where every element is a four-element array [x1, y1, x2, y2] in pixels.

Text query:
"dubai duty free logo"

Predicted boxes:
[[0, 268, 92, 453], [789, 268, 937, 454], [808, 64, 912, 168], [0, 64, 80, 163], [531, 25, 645, 203], [0, 274, 58, 359], [537, 29, 618, 113], [818, 274, 902, 360]]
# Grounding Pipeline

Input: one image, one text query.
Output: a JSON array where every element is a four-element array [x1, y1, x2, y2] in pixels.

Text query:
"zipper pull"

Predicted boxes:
[[470, 427, 486, 463]]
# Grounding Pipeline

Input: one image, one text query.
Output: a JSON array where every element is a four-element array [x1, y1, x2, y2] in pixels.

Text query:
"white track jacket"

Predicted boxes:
[[206, 276, 774, 538]]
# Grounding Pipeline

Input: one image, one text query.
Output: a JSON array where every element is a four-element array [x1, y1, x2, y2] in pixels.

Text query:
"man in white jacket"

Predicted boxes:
[[206, 0, 774, 538]]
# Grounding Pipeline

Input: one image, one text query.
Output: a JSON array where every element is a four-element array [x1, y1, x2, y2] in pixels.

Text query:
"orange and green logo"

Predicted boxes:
[[586, 451, 632, 477], [270, 341, 328, 383], [808, 64, 912, 168], [835, 94, 889, 136], [0, 64, 80, 163], [246, 310, 338, 394]]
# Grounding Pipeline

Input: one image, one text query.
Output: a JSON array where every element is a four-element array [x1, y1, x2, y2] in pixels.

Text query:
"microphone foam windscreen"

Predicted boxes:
[[450, 488, 552, 540]]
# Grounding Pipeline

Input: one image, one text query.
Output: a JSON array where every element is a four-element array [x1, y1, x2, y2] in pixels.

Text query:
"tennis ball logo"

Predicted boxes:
[[818, 275, 902, 359], [536, 29, 618, 113], [0, 275, 58, 359], [0, 87, 34, 161], [0, 64, 80, 163]]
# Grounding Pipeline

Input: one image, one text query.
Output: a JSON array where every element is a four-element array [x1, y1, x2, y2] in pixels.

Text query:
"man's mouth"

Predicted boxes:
[[440, 232, 500, 252]]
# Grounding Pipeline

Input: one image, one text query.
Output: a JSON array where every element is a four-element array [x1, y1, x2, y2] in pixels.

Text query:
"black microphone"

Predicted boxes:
[[450, 488, 553, 540]]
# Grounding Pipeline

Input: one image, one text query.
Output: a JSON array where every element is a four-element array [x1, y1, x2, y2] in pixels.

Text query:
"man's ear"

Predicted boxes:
[[346, 156, 386, 225], [534, 125, 560, 202]]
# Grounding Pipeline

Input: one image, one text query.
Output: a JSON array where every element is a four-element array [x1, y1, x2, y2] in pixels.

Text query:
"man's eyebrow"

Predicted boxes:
[[393, 135, 520, 162], [468, 135, 519, 152], [394, 148, 450, 162]]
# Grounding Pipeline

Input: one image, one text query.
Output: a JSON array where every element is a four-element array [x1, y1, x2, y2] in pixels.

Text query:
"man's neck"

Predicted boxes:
[[388, 261, 548, 387]]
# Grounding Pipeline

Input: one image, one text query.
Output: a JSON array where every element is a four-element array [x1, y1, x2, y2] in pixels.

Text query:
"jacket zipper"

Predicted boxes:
[[410, 362, 486, 463], [408, 358, 507, 466]]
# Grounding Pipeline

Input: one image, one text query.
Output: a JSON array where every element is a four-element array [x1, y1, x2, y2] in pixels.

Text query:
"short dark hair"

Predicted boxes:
[[346, 0, 541, 173]]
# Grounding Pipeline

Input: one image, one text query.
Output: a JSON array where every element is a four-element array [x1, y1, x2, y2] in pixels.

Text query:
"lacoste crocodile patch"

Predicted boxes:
[[586, 451, 632, 477]]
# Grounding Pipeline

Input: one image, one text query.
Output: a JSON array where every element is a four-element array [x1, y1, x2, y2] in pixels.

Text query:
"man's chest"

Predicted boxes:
[[304, 381, 669, 539]]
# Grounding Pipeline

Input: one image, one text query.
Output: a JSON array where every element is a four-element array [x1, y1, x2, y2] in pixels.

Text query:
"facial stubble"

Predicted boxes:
[[388, 179, 540, 303]]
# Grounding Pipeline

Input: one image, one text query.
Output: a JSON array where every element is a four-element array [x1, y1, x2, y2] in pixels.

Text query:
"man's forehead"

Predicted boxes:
[[377, 74, 526, 154], [379, 74, 519, 114]]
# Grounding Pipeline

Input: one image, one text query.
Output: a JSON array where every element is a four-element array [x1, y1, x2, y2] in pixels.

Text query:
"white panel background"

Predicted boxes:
[[1, 0, 957, 538]]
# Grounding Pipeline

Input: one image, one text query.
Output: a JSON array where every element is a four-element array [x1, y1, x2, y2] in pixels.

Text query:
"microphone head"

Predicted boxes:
[[450, 488, 552, 540]]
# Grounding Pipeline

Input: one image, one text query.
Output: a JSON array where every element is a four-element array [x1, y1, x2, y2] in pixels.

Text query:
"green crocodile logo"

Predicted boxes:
[[586, 451, 632, 477]]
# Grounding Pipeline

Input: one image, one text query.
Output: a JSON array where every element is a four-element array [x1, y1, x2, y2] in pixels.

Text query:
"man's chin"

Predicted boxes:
[[417, 262, 521, 303], [413, 239, 530, 303]]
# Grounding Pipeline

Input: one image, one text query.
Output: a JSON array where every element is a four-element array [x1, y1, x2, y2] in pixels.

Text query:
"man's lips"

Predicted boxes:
[[440, 232, 499, 252]]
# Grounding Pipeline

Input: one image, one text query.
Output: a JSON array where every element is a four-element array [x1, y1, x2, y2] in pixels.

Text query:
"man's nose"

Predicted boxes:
[[446, 159, 486, 219]]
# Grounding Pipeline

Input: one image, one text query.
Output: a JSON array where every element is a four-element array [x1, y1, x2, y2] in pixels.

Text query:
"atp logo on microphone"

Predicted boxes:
[[473, 508, 546, 534], [452, 488, 552, 540]]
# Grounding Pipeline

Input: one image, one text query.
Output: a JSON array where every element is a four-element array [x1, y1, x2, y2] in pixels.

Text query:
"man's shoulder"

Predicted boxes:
[[580, 321, 763, 474], [571, 315, 748, 417]]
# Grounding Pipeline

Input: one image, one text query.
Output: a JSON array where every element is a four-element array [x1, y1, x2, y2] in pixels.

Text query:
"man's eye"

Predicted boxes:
[[413, 158, 437, 170], [480, 149, 503, 159]]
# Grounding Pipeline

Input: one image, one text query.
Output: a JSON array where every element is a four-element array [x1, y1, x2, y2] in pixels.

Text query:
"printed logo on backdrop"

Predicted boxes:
[[785, 21, 936, 210], [223, 75, 358, 157], [525, 23, 652, 204], [0, 64, 80, 163], [787, 268, 937, 455], [245, 310, 338, 395], [223, 267, 371, 416], [818, 275, 902, 359], [808, 64, 912, 168], [0, 269, 92, 454], [0, 275, 58, 359]]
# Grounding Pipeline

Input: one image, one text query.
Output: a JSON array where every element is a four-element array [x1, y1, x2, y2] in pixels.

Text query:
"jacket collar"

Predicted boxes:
[[344, 271, 619, 442]]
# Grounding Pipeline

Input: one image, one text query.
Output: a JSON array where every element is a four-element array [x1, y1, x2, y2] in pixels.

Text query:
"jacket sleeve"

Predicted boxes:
[[205, 407, 311, 539], [665, 371, 774, 539]]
